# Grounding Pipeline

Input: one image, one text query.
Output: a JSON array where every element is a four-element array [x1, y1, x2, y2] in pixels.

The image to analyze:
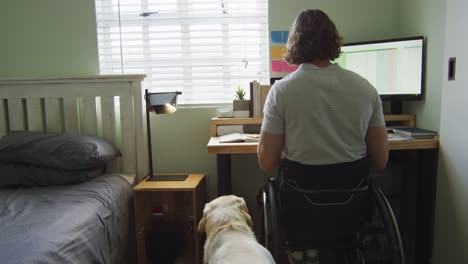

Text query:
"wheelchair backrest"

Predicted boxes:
[[276, 157, 370, 247]]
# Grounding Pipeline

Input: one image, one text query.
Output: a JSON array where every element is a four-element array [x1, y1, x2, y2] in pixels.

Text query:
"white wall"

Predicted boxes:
[[433, 0, 468, 262]]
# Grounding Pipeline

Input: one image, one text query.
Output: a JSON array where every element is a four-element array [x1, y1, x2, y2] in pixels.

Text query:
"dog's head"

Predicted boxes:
[[198, 195, 253, 236]]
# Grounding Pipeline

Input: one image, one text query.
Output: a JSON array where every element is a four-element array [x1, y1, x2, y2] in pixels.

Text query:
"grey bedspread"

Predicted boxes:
[[0, 175, 134, 264]]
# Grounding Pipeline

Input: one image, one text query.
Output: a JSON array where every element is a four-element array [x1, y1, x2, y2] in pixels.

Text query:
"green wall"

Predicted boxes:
[[269, 0, 400, 43], [400, 0, 445, 131], [0, 0, 99, 78], [399, 1, 447, 263]]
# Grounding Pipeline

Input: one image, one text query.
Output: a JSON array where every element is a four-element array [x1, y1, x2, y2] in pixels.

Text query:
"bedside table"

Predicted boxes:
[[133, 174, 206, 264]]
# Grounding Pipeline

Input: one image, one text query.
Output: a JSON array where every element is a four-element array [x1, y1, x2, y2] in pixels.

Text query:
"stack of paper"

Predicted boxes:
[[387, 133, 413, 141], [392, 127, 437, 139]]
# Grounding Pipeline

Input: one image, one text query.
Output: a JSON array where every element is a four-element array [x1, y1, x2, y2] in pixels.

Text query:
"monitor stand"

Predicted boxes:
[[390, 101, 403, 115]]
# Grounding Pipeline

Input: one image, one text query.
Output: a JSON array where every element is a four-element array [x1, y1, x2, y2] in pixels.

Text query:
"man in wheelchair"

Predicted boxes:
[[256, 9, 403, 264]]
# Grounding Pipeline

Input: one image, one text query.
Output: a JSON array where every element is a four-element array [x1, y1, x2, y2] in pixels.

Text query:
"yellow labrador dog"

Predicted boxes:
[[198, 195, 275, 264]]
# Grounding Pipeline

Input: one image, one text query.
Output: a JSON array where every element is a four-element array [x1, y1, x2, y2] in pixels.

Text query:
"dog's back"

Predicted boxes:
[[198, 195, 275, 264], [205, 223, 275, 264]]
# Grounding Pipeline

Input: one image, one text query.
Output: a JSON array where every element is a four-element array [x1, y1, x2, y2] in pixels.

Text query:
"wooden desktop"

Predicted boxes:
[[206, 115, 439, 264], [208, 134, 439, 153]]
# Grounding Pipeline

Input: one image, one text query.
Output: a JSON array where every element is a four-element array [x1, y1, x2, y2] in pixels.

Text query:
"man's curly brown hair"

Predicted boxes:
[[284, 10, 343, 65]]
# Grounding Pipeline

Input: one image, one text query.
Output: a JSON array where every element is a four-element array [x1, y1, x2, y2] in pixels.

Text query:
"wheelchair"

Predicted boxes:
[[256, 158, 405, 264]]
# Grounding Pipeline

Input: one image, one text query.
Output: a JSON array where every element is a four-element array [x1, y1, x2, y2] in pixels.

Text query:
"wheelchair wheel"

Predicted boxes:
[[360, 186, 405, 264], [256, 188, 269, 248], [257, 179, 368, 264], [256, 179, 283, 263], [257, 179, 405, 264]]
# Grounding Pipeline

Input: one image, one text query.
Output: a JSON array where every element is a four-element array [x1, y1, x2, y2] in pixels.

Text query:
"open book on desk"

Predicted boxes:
[[218, 133, 260, 143]]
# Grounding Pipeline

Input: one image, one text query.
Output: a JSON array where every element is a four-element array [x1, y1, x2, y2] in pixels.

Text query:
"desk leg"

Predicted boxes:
[[415, 149, 439, 264], [217, 154, 232, 195]]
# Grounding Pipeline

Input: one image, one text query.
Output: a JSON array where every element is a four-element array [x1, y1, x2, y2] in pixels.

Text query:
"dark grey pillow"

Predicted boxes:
[[0, 131, 121, 170], [0, 162, 104, 187]]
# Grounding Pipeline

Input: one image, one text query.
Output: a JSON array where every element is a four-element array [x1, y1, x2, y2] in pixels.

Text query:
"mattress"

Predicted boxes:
[[0, 174, 134, 264]]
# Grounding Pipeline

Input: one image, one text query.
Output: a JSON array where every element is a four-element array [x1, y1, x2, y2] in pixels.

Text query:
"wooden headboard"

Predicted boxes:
[[0, 75, 149, 182]]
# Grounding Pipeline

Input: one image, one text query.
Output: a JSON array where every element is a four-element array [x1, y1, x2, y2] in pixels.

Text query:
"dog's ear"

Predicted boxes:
[[198, 216, 206, 233], [241, 210, 253, 227], [198, 205, 208, 233], [236, 197, 253, 227], [237, 197, 249, 214]]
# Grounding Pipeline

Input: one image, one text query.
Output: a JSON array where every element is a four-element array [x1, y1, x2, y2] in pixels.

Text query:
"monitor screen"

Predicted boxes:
[[335, 36, 424, 100]]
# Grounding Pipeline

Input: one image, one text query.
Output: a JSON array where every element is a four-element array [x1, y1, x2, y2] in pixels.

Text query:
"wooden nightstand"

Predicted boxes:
[[134, 174, 206, 264]]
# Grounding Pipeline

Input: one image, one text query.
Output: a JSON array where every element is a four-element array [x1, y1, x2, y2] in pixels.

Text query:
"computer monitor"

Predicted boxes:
[[335, 36, 424, 114]]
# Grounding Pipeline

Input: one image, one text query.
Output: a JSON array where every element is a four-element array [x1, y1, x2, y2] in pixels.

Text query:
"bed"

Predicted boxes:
[[0, 75, 149, 264]]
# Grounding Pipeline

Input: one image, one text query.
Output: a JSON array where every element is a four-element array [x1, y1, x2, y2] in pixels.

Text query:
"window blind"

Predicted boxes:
[[95, 0, 269, 104]]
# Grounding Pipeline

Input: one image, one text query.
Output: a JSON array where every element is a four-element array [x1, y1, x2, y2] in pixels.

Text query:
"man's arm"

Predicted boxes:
[[366, 126, 389, 169], [257, 130, 285, 173]]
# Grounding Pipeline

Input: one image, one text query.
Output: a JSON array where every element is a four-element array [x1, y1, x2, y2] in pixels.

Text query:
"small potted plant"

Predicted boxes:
[[233, 86, 250, 118]]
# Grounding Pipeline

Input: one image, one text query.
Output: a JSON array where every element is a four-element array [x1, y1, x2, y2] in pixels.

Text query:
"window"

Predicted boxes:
[[95, 0, 269, 104]]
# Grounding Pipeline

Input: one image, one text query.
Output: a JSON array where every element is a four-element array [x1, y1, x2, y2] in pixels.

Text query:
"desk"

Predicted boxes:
[[206, 116, 439, 264]]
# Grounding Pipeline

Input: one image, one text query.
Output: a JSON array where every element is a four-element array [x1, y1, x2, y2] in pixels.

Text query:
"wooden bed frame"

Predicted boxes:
[[0, 75, 149, 182]]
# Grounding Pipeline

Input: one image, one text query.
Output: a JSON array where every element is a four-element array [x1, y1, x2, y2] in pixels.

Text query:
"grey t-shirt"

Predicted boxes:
[[262, 63, 385, 165]]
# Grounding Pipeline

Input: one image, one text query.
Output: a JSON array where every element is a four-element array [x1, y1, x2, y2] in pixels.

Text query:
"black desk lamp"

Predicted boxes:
[[145, 89, 187, 181]]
